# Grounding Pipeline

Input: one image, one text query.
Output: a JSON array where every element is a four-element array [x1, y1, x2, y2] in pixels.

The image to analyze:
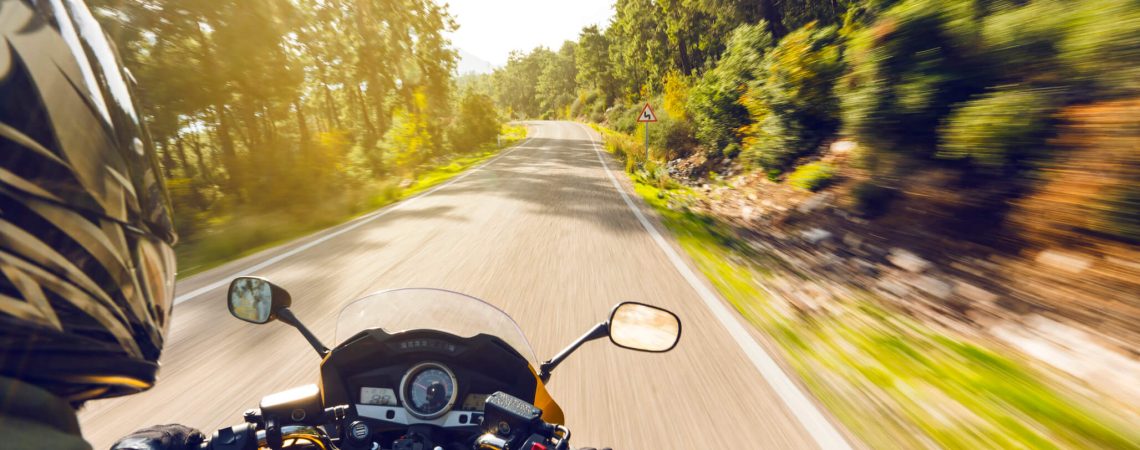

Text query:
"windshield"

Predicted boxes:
[[335, 288, 537, 365]]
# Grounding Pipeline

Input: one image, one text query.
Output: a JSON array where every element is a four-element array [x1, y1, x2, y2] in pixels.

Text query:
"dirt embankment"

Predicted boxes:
[[670, 99, 1140, 406]]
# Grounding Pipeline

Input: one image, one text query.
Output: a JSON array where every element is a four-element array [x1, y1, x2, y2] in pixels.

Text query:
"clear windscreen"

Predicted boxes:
[[334, 288, 537, 365]]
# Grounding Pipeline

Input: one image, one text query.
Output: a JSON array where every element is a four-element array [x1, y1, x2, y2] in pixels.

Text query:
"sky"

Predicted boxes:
[[444, 0, 615, 67]]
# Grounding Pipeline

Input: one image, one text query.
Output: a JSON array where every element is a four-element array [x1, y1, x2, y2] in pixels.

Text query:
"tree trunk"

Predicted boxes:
[[236, 104, 259, 153], [190, 133, 213, 184], [263, 103, 278, 145], [354, 83, 375, 140], [294, 100, 311, 146], [214, 104, 240, 196], [677, 36, 693, 75], [158, 139, 176, 178], [174, 135, 195, 179], [319, 66, 341, 130], [758, 0, 786, 40]]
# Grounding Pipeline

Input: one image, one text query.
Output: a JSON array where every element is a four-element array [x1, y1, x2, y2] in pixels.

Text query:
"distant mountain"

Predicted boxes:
[[456, 48, 495, 75]]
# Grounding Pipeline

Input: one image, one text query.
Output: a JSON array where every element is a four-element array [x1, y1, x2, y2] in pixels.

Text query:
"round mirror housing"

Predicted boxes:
[[608, 302, 681, 352], [227, 276, 291, 324]]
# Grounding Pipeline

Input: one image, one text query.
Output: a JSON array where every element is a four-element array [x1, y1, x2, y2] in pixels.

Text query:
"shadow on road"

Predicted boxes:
[[440, 137, 644, 235]]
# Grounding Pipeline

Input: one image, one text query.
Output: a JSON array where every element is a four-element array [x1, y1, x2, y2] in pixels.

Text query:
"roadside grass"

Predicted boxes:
[[175, 124, 527, 278], [788, 162, 836, 191], [598, 127, 1140, 449]]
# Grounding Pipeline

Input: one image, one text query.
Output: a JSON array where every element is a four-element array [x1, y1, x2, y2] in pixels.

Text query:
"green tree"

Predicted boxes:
[[839, 0, 985, 157], [451, 92, 501, 152], [493, 48, 554, 118], [575, 26, 618, 103], [537, 41, 579, 117], [91, 0, 462, 238], [609, 0, 672, 97], [740, 24, 844, 171], [688, 22, 773, 154]]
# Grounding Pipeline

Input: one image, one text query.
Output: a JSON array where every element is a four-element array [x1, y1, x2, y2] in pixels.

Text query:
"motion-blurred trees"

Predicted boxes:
[[478, 0, 1140, 241], [689, 23, 773, 155], [740, 24, 843, 172], [91, 0, 465, 239]]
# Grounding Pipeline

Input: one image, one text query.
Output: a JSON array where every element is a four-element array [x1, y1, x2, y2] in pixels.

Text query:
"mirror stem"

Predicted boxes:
[[538, 322, 608, 383], [276, 308, 330, 357]]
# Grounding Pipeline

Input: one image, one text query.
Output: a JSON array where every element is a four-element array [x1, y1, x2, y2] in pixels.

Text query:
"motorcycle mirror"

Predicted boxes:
[[608, 302, 681, 352], [539, 301, 681, 382], [226, 277, 329, 356], [227, 276, 291, 324]]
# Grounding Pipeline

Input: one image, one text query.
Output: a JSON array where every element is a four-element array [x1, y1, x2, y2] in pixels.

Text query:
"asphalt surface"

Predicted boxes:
[[78, 121, 842, 449]]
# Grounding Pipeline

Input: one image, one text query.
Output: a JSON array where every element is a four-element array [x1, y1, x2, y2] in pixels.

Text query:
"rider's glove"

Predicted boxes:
[[110, 424, 206, 450]]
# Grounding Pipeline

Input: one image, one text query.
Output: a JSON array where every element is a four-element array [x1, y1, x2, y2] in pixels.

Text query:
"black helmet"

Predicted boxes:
[[1, 0, 177, 403]]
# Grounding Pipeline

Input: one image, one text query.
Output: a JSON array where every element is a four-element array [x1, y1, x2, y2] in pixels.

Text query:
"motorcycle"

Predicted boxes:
[[203, 276, 682, 450]]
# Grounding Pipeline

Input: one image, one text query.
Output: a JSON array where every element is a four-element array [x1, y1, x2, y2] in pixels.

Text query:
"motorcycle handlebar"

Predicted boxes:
[[197, 401, 569, 450], [200, 404, 347, 450], [199, 422, 257, 450]]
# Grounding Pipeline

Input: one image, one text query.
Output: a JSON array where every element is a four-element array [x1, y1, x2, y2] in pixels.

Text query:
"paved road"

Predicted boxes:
[[79, 121, 846, 449]]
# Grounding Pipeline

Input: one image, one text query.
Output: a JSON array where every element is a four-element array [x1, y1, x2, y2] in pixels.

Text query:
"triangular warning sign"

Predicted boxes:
[[637, 103, 658, 123]]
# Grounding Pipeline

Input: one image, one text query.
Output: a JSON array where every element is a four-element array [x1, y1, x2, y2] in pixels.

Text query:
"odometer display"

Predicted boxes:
[[399, 362, 457, 419]]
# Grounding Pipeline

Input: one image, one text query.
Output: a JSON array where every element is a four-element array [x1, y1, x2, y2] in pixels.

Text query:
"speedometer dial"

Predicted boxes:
[[399, 362, 458, 419]]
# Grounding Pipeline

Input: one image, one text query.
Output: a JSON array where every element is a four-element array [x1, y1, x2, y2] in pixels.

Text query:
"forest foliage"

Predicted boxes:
[[94, 0, 1140, 252], [91, 0, 510, 269], [480, 0, 1140, 242]]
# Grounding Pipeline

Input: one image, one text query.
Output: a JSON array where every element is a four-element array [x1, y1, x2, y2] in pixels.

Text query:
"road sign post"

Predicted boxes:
[[637, 103, 658, 165]]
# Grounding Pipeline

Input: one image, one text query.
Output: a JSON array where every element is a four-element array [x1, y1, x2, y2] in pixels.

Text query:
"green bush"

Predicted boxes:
[[688, 23, 773, 154], [598, 127, 644, 173], [166, 177, 206, 239], [1058, 0, 1140, 98], [841, 0, 1140, 172], [589, 99, 607, 122], [788, 162, 837, 191], [449, 92, 500, 152], [659, 115, 698, 160], [605, 102, 645, 134], [606, 99, 696, 161], [840, 0, 985, 156], [633, 113, 693, 159], [852, 181, 897, 217], [939, 86, 1058, 171], [723, 142, 742, 159], [637, 160, 678, 191], [571, 89, 609, 121], [740, 24, 844, 170], [980, 1, 1068, 82], [570, 96, 586, 118], [976, 0, 1140, 98]]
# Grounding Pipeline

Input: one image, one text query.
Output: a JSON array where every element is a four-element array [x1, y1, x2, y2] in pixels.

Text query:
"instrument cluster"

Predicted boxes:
[[354, 360, 497, 428], [330, 330, 539, 435]]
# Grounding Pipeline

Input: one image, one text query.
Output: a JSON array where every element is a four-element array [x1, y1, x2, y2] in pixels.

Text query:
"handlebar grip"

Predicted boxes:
[[201, 423, 258, 450]]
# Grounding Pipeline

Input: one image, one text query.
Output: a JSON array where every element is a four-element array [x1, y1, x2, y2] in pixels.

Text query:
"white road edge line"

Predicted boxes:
[[173, 133, 538, 305], [577, 122, 851, 450]]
